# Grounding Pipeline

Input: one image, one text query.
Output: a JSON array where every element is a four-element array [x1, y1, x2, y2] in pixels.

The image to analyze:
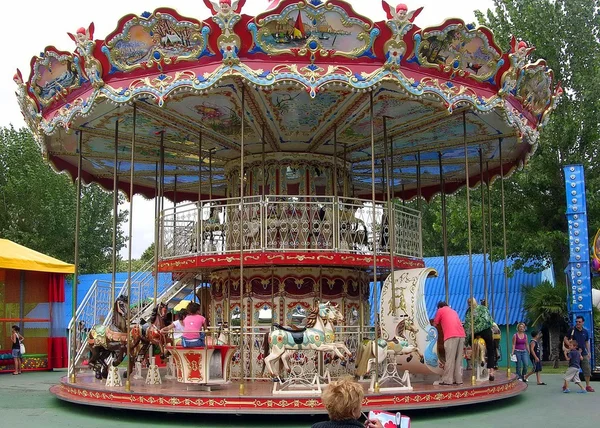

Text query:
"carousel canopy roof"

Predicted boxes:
[[14, 0, 561, 202], [0, 239, 75, 273]]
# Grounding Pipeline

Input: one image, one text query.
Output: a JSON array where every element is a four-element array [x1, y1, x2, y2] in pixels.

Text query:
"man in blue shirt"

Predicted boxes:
[[563, 316, 595, 392]]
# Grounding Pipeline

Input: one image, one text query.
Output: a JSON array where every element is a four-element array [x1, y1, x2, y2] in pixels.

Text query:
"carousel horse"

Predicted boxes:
[[262, 302, 347, 381], [131, 301, 170, 363], [87, 295, 130, 379], [355, 317, 425, 377], [279, 303, 350, 372], [205, 322, 231, 346], [472, 336, 487, 367]]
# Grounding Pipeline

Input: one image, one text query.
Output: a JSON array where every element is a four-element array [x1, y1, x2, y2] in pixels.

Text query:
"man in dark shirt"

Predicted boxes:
[[563, 315, 594, 392]]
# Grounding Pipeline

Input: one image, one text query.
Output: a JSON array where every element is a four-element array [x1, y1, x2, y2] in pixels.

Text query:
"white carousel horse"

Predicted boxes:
[[356, 317, 425, 377], [279, 305, 350, 372], [263, 302, 347, 379]]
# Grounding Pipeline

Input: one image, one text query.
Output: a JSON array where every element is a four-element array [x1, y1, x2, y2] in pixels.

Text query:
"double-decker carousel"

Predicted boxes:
[[15, 0, 560, 415]]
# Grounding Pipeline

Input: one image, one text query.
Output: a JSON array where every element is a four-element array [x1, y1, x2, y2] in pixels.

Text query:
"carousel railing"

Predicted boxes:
[[160, 196, 422, 260]]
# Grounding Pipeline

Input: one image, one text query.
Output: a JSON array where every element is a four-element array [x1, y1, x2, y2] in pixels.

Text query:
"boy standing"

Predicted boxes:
[[525, 330, 545, 385], [563, 339, 586, 393]]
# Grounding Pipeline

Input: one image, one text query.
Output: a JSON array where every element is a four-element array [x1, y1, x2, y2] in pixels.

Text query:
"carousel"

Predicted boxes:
[[15, 0, 560, 414]]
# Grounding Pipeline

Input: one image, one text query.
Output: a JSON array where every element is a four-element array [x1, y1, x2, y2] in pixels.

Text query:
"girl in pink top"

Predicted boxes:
[[182, 302, 207, 347]]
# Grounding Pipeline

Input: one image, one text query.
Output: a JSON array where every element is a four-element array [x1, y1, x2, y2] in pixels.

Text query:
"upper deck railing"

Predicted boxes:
[[160, 196, 422, 260]]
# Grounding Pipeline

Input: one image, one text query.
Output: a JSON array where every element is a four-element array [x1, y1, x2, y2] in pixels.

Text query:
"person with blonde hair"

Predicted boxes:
[[463, 297, 497, 381], [312, 377, 383, 428]]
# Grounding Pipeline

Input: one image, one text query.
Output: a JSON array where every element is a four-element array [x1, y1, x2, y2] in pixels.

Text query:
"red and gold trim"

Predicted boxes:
[[158, 251, 424, 272], [51, 375, 524, 414]]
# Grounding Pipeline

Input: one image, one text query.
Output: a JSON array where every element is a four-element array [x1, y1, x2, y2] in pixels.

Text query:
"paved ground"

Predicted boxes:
[[1, 371, 598, 428]]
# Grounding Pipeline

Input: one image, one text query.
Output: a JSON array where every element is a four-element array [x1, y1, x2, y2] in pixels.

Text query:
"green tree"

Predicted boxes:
[[416, 1, 600, 278], [472, 0, 600, 275], [0, 127, 128, 273], [140, 243, 155, 262], [522, 280, 569, 365]]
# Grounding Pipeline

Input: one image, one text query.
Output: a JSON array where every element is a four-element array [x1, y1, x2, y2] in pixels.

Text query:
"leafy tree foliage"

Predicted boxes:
[[522, 280, 569, 364], [415, 1, 600, 279], [474, 0, 600, 273], [0, 127, 128, 273]]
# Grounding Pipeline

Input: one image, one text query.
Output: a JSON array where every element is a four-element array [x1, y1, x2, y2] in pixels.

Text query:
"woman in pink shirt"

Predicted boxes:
[[511, 322, 529, 381], [181, 302, 207, 347]]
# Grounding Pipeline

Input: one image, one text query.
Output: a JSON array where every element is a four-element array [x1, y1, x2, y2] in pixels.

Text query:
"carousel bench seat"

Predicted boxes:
[[165, 345, 236, 385]]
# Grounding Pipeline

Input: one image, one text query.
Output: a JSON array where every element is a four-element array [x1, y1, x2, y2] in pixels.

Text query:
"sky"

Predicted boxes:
[[3, 0, 494, 259]]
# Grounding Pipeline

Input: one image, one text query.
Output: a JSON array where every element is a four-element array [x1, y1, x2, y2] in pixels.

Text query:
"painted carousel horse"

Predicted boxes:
[[279, 303, 351, 372], [131, 301, 170, 362], [87, 295, 130, 379], [469, 336, 487, 368], [87, 297, 169, 378], [205, 322, 231, 346], [355, 317, 425, 377], [263, 302, 348, 381]]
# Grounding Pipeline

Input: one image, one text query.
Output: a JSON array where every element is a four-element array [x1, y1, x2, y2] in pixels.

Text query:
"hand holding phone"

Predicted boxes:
[[364, 418, 384, 428]]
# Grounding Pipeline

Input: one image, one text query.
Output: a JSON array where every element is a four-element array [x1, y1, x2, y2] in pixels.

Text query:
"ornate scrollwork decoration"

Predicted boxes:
[[248, 0, 377, 62], [413, 20, 503, 83], [13, 69, 41, 133], [29, 49, 83, 108], [102, 10, 212, 73]]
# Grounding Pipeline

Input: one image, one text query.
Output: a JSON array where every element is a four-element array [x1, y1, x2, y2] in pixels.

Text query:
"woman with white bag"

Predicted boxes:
[[11, 325, 24, 375]]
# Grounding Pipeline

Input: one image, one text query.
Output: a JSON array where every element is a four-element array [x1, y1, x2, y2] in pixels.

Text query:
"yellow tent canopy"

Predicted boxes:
[[0, 239, 75, 274]]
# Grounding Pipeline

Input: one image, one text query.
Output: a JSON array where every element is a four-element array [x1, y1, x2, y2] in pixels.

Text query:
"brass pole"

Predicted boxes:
[[125, 103, 137, 391], [262, 124, 266, 250], [333, 126, 338, 198], [69, 129, 83, 384], [333, 127, 338, 250], [417, 151, 422, 213], [239, 85, 246, 394], [487, 161, 495, 319], [155, 131, 165, 308], [111, 117, 119, 310], [369, 91, 380, 392], [383, 117, 396, 316], [198, 131, 202, 255], [209, 149, 214, 201], [499, 138, 511, 376], [439, 152, 449, 303], [463, 112, 475, 386], [480, 148, 488, 304], [344, 143, 348, 198]]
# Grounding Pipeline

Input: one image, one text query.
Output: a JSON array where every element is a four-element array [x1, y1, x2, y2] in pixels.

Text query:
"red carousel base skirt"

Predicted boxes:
[[50, 370, 525, 414]]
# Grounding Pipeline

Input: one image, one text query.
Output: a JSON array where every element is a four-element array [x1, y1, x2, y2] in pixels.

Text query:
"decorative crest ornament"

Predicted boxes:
[[68, 23, 104, 89], [204, 0, 246, 64], [413, 21, 503, 82], [382, 2, 423, 70], [13, 68, 41, 135], [500, 36, 535, 96], [382, 2, 422, 25], [29, 48, 83, 108], [248, 0, 376, 63]]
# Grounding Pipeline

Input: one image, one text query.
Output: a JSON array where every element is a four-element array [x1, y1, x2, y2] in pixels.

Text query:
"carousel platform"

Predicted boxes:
[[50, 370, 525, 414]]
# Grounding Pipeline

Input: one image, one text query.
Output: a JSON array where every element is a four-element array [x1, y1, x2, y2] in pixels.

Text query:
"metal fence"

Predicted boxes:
[[161, 196, 422, 260]]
